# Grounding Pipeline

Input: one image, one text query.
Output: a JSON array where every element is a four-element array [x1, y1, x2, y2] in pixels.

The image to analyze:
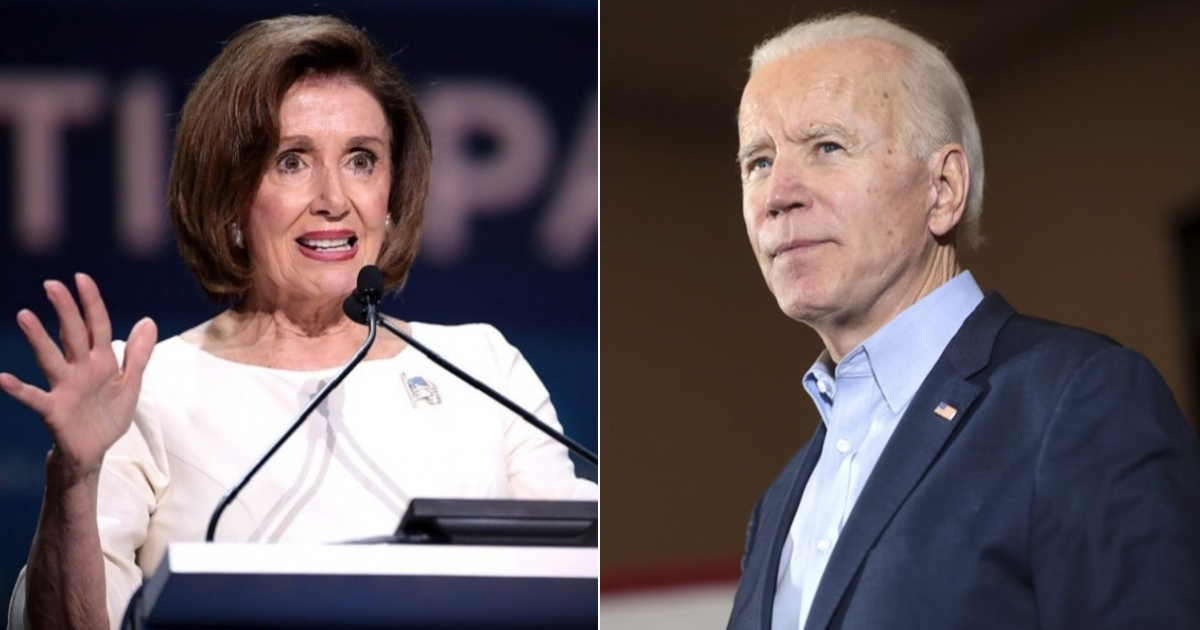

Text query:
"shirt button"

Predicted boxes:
[[835, 439, 850, 454], [817, 380, 828, 394], [816, 538, 832, 552]]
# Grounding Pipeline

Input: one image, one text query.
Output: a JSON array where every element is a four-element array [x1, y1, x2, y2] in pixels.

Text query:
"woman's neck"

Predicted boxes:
[[182, 299, 408, 370]]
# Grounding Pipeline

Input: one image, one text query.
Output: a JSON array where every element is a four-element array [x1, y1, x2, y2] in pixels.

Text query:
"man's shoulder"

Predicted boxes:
[[960, 299, 1180, 418], [996, 310, 1120, 356], [968, 294, 1128, 377]]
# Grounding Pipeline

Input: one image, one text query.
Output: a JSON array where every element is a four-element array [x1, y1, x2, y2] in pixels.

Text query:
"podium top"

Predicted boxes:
[[138, 543, 598, 629], [153, 541, 597, 577]]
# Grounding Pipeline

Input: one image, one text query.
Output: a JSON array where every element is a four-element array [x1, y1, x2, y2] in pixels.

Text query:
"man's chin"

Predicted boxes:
[[775, 292, 831, 324]]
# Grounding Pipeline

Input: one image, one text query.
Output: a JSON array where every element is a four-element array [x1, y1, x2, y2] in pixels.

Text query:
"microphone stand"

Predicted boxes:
[[374, 316, 598, 467], [204, 302, 379, 542]]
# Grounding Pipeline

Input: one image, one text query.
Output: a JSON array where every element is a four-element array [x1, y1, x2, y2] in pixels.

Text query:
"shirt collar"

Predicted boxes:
[[803, 271, 984, 415]]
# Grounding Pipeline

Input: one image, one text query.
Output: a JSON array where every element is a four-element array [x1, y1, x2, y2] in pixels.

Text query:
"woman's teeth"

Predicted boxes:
[[297, 237, 354, 251]]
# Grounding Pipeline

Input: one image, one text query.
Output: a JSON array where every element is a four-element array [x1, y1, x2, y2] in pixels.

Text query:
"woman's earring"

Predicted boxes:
[[384, 216, 392, 230], [230, 224, 244, 248]]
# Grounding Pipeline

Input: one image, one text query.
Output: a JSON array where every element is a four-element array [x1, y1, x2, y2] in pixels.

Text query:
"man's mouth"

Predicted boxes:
[[772, 239, 827, 258], [296, 236, 357, 252]]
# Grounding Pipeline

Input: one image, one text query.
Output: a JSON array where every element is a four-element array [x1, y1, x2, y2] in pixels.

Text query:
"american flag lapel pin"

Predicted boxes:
[[934, 402, 958, 421], [401, 372, 442, 407]]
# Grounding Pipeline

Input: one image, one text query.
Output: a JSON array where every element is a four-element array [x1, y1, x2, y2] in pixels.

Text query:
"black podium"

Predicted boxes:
[[132, 542, 598, 628]]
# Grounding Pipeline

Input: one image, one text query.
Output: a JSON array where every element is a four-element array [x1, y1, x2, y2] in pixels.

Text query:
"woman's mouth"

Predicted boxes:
[[295, 231, 359, 261], [296, 236, 357, 252]]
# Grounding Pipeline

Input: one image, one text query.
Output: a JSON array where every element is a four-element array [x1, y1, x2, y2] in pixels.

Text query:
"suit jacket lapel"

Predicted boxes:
[[801, 292, 1015, 630], [753, 423, 827, 627]]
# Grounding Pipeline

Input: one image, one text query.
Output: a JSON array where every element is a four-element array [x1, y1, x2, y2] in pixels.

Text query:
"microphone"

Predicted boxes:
[[344, 265, 598, 467], [355, 264, 384, 306], [204, 269, 382, 542]]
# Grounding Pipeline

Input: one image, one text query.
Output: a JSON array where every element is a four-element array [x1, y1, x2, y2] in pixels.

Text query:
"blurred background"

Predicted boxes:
[[601, 0, 1200, 626], [0, 0, 596, 603]]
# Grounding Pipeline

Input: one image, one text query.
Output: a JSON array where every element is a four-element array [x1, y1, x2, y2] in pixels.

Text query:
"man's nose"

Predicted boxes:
[[764, 160, 811, 218]]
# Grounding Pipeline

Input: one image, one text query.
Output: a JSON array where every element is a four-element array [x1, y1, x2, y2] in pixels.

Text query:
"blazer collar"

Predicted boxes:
[[942, 291, 1014, 378], [798, 291, 1016, 630]]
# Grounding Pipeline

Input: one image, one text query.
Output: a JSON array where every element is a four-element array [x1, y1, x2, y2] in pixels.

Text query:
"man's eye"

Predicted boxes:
[[748, 157, 772, 172], [816, 142, 843, 154]]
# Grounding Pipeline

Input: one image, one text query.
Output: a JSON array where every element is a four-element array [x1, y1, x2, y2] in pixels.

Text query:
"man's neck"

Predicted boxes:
[[817, 249, 961, 363]]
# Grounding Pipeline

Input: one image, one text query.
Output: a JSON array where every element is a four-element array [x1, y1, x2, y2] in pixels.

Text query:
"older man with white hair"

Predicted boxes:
[[729, 13, 1200, 630]]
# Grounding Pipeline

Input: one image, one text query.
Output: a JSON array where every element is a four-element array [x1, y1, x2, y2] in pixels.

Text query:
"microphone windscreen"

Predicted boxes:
[[342, 294, 368, 324], [357, 265, 384, 303]]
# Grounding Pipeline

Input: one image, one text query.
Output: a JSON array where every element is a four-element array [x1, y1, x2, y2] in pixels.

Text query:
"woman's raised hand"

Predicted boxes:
[[0, 273, 157, 485]]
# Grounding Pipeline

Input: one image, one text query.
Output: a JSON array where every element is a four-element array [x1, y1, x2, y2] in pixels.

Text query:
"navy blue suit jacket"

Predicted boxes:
[[728, 293, 1200, 629]]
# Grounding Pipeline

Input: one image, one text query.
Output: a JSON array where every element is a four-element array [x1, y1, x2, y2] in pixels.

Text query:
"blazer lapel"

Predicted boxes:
[[753, 423, 827, 627], [801, 292, 1015, 630]]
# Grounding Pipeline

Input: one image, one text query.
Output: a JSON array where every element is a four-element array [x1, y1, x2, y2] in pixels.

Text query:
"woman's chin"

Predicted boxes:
[[278, 275, 358, 307]]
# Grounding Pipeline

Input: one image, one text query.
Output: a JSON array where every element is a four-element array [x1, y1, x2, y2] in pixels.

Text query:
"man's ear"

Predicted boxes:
[[928, 144, 969, 238]]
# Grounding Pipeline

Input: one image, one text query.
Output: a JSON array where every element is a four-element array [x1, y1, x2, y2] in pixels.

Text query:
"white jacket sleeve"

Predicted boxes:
[[6, 340, 170, 630], [96, 390, 170, 629], [477, 325, 598, 500], [6, 567, 27, 630]]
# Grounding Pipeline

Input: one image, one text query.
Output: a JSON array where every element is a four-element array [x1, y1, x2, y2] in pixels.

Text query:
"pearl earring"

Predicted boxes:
[[230, 224, 244, 248], [385, 216, 392, 230]]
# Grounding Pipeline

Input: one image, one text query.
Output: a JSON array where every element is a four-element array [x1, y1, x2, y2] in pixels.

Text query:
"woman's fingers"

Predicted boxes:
[[121, 318, 157, 384], [15, 309, 67, 382], [44, 280, 90, 362], [0, 372, 51, 416], [75, 273, 113, 349], [5, 276, 147, 465], [115, 318, 156, 415]]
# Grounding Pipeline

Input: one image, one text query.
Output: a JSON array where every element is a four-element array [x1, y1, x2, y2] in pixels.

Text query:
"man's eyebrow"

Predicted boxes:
[[797, 124, 852, 141], [736, 142, 769, 164], [736, 125, 858, 163]]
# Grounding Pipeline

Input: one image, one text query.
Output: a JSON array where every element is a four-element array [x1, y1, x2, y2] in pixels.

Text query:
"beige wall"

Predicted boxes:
[[601, 1, 1200, 575]]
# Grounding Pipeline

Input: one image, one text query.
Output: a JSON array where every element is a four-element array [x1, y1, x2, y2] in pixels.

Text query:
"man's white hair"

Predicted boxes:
[[751, 13, 985, 249]]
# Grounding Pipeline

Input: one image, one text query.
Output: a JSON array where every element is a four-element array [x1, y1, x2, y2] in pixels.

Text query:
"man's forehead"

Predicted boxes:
[[738, 39, 905, 130], [738, 71, 849, 123]]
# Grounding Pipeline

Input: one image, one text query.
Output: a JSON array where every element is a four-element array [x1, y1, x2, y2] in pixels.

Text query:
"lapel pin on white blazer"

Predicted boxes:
[[402, 373, 442, 407]]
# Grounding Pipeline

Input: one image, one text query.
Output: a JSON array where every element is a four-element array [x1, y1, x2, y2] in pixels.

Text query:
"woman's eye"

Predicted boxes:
[[349, 151, 377, 174], [276, 152, 305, 174]]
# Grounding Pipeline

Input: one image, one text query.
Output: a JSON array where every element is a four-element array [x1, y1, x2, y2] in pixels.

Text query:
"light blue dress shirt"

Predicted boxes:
[[771, 272, 984, 630]]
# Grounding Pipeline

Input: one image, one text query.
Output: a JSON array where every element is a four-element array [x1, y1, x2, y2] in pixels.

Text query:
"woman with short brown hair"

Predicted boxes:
[[3, 15, 593, 630], [170, 15, 431, 301]]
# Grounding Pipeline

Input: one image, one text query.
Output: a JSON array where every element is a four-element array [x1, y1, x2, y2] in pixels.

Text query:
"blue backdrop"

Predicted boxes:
[[0, 0, 597, 600]]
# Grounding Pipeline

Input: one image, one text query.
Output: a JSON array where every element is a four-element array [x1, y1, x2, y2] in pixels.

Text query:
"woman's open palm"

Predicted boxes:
[[0, 273, 157, 483]]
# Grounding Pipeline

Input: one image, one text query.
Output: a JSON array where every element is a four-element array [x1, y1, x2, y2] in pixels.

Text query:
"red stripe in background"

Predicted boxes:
[[601, 557, 742, 594]]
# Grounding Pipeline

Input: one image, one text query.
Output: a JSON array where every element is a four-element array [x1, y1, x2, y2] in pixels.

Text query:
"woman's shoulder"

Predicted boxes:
[[112, 319, 523, 373], [409, 321, 509, 347], [406, 321, 523, 371], [111, 334, 199, 369]]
